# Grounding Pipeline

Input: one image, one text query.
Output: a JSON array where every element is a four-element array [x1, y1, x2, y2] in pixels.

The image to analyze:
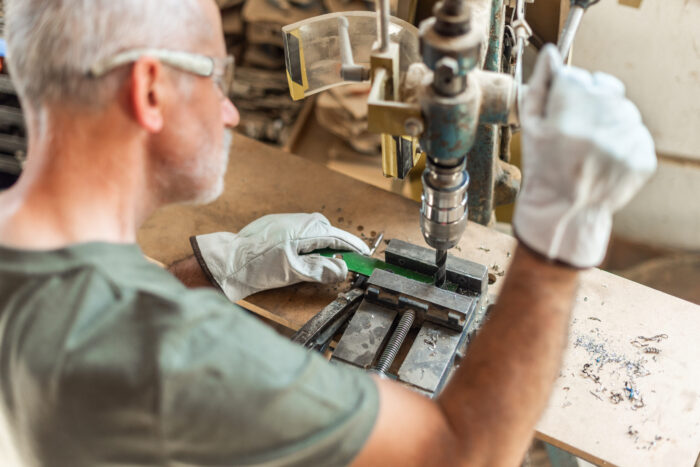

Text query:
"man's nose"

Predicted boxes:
[[222, 98, 240, 128]]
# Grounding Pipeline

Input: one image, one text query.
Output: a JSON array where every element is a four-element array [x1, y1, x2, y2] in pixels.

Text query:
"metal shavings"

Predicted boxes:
[[581, 363, 600, 384], [644, 347, 661, 354], [584, 296, 588, 302], [628, 426, 639, 437], [637, 334, 668, 343], [575, 336, 650, 377], [478, 246, 491, 252], [635, 435, 664, 450], [423, 335, 437, 351], [574, 335, 653, 410], [589, 390, 603, 401], [588, 317, 601, 322], [625, 381, 646, 410], [489, 264, 505, 276]]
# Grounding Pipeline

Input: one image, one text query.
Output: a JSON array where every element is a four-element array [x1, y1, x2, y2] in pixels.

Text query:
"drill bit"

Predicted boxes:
[[435, 249, 447, 288]]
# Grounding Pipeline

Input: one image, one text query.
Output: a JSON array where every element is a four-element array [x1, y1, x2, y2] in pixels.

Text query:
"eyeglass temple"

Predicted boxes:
[[90, 49, 215, 78]]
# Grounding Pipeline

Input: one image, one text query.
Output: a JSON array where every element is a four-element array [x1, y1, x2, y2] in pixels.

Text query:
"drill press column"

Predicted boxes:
[[419, 1, 483, 285]]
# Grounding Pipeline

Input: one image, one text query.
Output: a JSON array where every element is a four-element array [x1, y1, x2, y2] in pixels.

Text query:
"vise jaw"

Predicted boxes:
[[331, 240, 487, 397]]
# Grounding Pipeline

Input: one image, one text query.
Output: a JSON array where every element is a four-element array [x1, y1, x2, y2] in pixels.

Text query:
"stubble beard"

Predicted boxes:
[[186, 128, 234, 205]]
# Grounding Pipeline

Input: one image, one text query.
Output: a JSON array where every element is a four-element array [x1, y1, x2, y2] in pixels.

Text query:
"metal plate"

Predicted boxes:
[[291, 288, 364, 348], [398, 322, 462, 394], [384, 239, 488, 295], [331, 301, 397, 369], [366, 269, 477, 330]]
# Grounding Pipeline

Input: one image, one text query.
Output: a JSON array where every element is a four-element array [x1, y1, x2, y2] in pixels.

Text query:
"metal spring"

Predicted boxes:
[[375, 309, 416, 375]]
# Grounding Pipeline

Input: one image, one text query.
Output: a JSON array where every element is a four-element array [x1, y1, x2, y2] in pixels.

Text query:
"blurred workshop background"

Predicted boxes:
[[0, 0, 697, 310]]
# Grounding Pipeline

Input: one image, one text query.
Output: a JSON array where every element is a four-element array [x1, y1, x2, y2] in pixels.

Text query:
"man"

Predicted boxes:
[[0, 0, 656, 466]]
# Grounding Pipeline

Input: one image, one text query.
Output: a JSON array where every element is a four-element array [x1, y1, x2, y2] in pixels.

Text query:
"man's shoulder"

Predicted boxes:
[[0, 242, 246, 379]]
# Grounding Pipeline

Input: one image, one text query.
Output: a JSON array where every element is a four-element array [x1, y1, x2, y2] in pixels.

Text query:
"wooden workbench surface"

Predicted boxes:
[[139, 135, 700, 467]]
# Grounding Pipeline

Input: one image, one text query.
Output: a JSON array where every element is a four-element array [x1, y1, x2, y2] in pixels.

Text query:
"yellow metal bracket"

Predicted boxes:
[[367, 43, 424, 178]]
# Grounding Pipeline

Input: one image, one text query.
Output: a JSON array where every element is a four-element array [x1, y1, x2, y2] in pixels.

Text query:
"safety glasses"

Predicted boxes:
[[89, 49, 235, 98]]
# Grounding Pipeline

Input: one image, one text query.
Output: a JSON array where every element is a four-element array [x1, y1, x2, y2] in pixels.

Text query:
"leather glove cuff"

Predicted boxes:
[[190, 233, 256, 302]]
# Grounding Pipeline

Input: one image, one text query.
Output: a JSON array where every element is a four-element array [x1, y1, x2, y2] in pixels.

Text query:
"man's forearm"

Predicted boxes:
[[169, 255, 217, 289], [438, 245, 579, 465]]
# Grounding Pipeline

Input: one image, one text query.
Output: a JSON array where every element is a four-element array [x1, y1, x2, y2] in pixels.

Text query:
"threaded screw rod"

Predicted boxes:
[[435, 249, 447, 287], [374, 309, 416, 375]]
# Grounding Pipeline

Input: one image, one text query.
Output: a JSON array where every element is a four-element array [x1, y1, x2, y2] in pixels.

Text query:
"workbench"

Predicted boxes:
[[139, 135, 700, 467]]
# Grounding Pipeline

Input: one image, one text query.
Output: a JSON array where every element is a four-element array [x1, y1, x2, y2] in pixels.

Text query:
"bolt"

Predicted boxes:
[[436, 56, 459, 80], [374, 309, 416, 375], [404, 118, 424, 137], [434, 56, 464, 95]]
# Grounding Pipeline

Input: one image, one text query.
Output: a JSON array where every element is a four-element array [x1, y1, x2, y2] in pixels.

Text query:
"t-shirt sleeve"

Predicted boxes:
[[156, 290, 379, 467]]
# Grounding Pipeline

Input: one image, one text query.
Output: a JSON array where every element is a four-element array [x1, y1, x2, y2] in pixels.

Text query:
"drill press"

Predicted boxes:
[[282, 1, 523, 393], [417, 1, 483, 286]]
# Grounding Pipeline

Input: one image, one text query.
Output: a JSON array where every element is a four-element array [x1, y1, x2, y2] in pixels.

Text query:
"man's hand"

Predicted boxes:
[[190, 213, 370, 302], [514, 44, 657, 268]]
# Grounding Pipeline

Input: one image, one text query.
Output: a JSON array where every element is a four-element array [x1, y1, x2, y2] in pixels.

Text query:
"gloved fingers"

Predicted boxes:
[[592, 71, 626, 97], [523, 44, 563, 120], [296, 225, 371, 255], [296, 255, 350, 283]]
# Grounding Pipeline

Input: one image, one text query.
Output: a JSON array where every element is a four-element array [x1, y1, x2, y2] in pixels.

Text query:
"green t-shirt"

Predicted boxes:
[[0, 243, 378, 467]]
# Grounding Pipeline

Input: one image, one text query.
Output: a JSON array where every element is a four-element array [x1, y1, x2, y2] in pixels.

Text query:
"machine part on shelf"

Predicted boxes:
[[374, 308, 416, 374], [558, 0, 600, 59], [420, 158, 470, 252], [435, 249, 447, 287], [291, 288, 365, 349], [384, 239, 488, 295]]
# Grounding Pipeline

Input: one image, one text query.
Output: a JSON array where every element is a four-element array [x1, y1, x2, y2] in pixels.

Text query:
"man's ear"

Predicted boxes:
[[130, 57, 165, 133]]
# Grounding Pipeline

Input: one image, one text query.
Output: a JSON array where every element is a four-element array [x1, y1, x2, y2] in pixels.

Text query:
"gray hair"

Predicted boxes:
[[5, 0, 211, 112]]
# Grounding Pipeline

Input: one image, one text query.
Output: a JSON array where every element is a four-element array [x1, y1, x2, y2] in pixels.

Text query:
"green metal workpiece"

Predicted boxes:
[[312, 249, 459, 292]]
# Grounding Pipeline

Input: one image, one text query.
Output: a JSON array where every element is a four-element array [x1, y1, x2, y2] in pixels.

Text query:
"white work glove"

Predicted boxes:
[[513, 44, 657, 268], [191, 213, 370, 302]]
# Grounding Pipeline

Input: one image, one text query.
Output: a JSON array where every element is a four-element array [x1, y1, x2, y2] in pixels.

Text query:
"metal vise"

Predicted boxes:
[[331, 240, 488, 397]]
